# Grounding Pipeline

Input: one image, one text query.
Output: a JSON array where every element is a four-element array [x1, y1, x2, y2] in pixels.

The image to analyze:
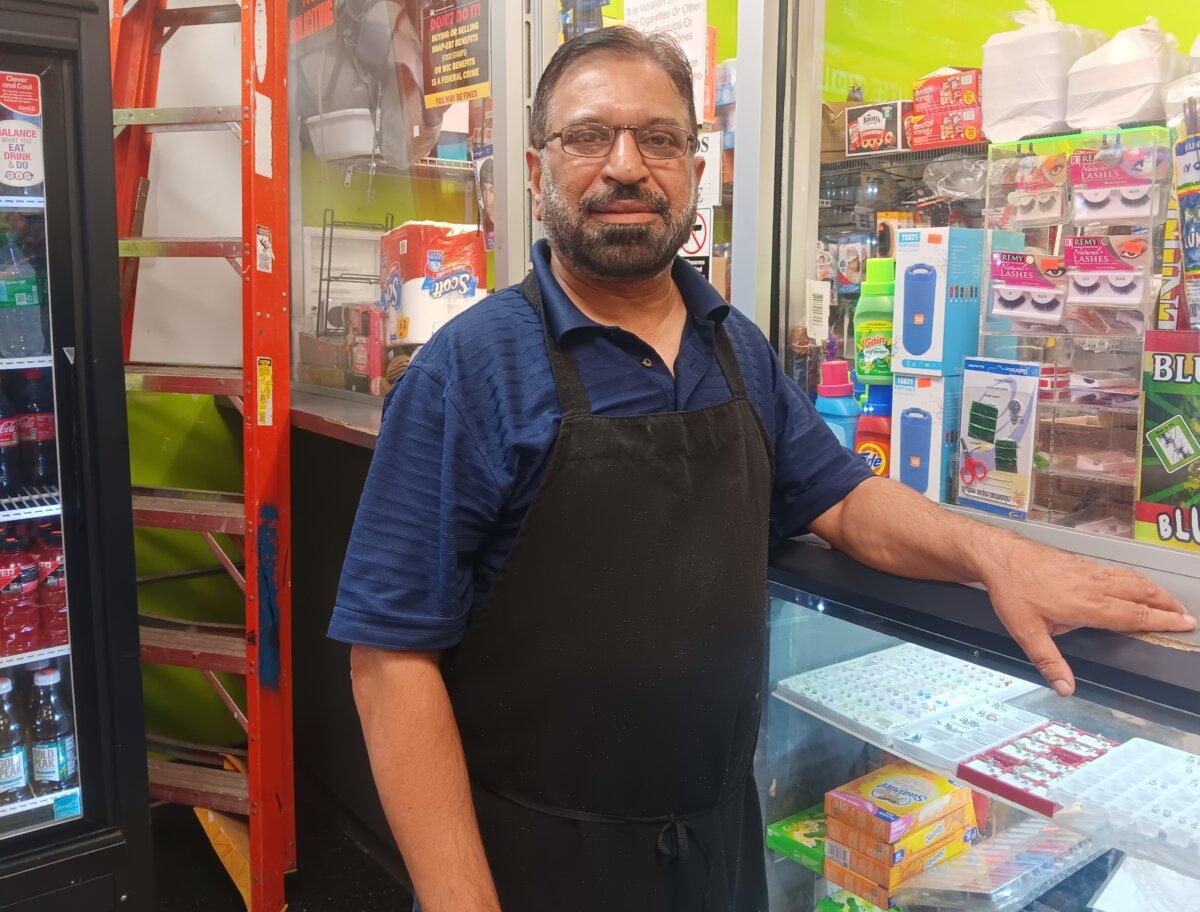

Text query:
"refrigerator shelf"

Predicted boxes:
[[0, 643, 70, 670], [0, 355, 53, 371], [0, 485, 61, 521], [0, 787, 83, 842]]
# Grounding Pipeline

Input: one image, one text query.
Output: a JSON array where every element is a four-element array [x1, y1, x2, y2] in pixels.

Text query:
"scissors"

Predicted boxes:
[[960, 441, 989, 485]]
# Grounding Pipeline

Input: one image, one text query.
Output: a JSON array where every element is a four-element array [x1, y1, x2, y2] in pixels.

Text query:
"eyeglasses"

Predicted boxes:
[[538, 122, 696, 160]]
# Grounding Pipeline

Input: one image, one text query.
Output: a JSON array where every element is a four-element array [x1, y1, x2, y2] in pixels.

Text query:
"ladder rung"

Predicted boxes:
[[133, 486, 246, 534], [140, 618, 248, 674], [114, 105, 241, 133], [119, 237, 242, 258], [148, 759, 249, 816], [154, 4, 241, 27], [126, 363, 244, 396]]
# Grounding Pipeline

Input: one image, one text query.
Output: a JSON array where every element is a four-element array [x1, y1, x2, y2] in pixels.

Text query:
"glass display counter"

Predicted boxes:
[[762, 543, 1200, 912]]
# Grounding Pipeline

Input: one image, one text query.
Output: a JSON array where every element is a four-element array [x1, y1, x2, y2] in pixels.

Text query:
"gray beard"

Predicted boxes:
[[540, 178, 697, 283]]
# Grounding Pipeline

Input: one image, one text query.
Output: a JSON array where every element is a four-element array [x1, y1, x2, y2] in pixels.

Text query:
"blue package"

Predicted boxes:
[[892, 228, 1024, 375], [890, 374, 963, 503]]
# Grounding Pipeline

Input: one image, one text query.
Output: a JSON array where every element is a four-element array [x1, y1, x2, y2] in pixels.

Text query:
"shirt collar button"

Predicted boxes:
[[641, 357, 653, 368]]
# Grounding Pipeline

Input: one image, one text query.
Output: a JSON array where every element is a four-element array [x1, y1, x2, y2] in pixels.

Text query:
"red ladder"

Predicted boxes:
[[110, 1, 294, 908]]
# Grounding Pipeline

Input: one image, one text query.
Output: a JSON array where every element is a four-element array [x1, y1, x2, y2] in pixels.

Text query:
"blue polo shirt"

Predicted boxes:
[[329, 239, 871, 651]]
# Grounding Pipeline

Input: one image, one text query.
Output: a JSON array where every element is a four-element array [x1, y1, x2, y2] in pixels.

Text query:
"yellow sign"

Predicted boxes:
[[256, 357, 273, 427]]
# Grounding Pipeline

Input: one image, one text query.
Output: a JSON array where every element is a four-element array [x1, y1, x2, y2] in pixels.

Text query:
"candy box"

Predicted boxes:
[[846, 101, 912, 156], [1135, 331, 1200, 552], [815, 890, 888, 912], [827, 822, 979, 889], [907, 106, 983, 151], [826, 761, 973, 843], [826, 801, 977, 866], [912, 68, 982, 115], [764, 803, 826, 872], [824, 858, 903, 909]]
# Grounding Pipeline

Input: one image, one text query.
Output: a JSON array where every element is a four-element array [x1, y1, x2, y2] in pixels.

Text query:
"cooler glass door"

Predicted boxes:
[[0, 59, 83, 841]]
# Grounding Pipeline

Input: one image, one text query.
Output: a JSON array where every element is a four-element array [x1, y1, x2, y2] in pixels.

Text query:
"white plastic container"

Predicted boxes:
[[304, 108, 376, 162], [1066, 18, 1194, 131], [982, 1, 1103, 142]]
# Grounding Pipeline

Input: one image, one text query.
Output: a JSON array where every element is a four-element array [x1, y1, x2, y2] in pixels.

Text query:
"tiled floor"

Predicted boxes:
[[152, 777, 413, 911]]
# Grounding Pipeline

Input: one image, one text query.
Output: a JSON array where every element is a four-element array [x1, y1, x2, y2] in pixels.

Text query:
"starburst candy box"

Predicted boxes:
[[825, 761, 973, 843]]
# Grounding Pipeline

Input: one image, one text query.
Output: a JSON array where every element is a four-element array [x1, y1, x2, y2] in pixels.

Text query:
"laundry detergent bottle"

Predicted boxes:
[[815, 360, 860, 450], [854, 257, 896, 385], [855, 383, 893, 476]]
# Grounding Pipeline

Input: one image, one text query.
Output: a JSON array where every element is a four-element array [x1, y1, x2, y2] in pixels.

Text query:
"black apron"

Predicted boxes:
[[442, 272, 774, 912]]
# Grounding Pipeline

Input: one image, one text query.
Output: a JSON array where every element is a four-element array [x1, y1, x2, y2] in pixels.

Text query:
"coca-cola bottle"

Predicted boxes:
[[0, 387, 22, 497], [15, 369, 55, 486], [0, 676, 32, 806], [38, 528, 67, 646]]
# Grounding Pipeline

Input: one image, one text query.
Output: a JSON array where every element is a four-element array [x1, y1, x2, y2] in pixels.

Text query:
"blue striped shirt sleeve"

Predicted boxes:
[[328, 363, 505, 651]]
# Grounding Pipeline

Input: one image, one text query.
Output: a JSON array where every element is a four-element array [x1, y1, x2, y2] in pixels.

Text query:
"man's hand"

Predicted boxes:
[[813, 478, 1196, 696], [980, 538, 1195, 696]]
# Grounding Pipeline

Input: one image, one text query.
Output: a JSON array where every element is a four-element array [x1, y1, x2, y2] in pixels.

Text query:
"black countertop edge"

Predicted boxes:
[[768, 538, 1200, 722]]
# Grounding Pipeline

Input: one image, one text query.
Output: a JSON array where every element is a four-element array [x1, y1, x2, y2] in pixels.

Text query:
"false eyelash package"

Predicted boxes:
[[1068, 147, 1162, 224], [1008, 153, 1068, 226], [989, 252, 1067, 324], [1063, 235, 1151, 309]]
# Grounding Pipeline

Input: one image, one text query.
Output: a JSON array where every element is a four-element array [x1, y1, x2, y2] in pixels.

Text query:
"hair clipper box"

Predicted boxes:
[[893, 228, 1023, 375], [891, 374, 963, 503]]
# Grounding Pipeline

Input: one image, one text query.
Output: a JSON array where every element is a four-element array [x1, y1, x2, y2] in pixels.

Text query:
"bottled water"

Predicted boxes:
[[0, 232, 46, 358]]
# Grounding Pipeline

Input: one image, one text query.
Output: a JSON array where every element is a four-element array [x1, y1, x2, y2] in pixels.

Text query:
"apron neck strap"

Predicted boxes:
[[712, 324, 748, 400], [522, 271, 592, 418], [522, 270, 751, 413]]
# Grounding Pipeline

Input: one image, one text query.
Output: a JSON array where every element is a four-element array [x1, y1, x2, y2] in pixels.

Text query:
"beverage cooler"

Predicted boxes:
[[0, 1, 152, 910]]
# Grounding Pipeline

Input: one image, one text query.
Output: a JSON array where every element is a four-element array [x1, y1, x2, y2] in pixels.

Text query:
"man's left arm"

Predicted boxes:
[[809, 476, 1195, 696]]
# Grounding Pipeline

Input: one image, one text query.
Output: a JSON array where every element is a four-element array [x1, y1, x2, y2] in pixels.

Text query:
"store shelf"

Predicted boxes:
[[343, 155, 476, 181], [0, 355, 53, 372], [0, 195, 45, 212], [0, 787, 82, 842], [0, 643, 70, 670], [0, 485, 60, 521], [820, 143, 988, 174], [1036, 465, 1137, 488]]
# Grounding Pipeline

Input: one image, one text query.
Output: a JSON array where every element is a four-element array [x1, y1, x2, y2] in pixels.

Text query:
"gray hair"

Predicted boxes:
[[530, 25, 697, 149]]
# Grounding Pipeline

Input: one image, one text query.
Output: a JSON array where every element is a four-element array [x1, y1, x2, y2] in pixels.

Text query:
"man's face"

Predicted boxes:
[[528, 53, 704, 282]]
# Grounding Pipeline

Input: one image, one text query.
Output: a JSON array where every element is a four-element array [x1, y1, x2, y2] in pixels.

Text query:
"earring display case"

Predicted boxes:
[[760, 558, 1200, 912]]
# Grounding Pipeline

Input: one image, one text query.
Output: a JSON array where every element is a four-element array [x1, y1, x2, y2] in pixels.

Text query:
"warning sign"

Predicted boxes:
[[680, 206, 712, 258], [423, 0, 491, 109]]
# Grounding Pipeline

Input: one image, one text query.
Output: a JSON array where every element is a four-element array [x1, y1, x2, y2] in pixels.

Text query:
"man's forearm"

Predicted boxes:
[[350, 646, 501, 912], [810, 476, 1020, 586]]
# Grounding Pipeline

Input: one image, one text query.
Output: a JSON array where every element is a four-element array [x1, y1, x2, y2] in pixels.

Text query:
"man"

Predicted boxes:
[[333, 27, 1194, 912]]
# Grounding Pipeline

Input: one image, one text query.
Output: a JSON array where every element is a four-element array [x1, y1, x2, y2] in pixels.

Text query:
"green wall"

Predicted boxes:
[[823, 0, 1200, 102]]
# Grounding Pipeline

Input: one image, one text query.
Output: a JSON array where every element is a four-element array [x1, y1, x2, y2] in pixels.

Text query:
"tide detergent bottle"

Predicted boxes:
[[853, 257, 896, 385], [855, 383, 893, 476], [815, 360, 860, 450]]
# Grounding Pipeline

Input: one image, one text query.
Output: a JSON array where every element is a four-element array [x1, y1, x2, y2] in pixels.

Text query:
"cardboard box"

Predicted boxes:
[[1135, 331, 1200, 551], [825, 823, 978, 889], [846, 101, 911, 156], [825, 762, 973, 844], [907, 106, 983, 150], [913, 67, 982, 115], [815, 892, 889, 912], [821, 102, 851, 163], [892, 227, 1024, 376], [764, 804, 825, 873], [825, 801, 976, 866], [891, 374, 963, 504], [824, 859, 902, 909], [299, 330, 344, 369]]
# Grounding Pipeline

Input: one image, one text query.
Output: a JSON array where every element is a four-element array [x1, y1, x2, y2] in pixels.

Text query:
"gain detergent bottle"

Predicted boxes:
[[853, 257, 895, 385]]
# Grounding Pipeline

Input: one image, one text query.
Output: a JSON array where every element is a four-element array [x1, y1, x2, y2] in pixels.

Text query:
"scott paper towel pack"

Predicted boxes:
[[380, 221, 486, 345]]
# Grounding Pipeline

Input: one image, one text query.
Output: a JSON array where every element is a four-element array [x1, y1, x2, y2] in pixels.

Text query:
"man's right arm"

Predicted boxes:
[[350, 645, 501, 912]]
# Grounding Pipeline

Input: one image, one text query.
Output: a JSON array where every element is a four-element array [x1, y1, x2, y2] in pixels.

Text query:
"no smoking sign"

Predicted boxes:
[[680, 206, 713, 258]]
